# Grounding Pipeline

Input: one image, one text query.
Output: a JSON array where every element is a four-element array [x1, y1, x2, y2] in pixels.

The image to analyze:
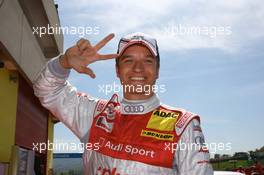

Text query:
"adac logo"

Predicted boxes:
[[152, 110, 179, 118], [146, 109, 180, 131]]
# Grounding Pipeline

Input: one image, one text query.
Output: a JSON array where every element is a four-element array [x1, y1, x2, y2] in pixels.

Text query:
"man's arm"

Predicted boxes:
[[174, 119, 213, 175], [33, 56, 98, 139], [33, 34, 118, 139]]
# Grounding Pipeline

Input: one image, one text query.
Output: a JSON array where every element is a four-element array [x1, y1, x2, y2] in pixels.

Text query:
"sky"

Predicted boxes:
[[53, 0, 264, 156]]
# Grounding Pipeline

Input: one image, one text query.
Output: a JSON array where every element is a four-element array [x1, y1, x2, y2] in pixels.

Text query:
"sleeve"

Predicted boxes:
[[33, 56, 98, 139], [173, 119, 213, 175]]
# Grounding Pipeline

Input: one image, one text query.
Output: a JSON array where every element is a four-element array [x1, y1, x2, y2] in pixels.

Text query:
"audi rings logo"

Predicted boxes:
[[124, 105, 144, 113]]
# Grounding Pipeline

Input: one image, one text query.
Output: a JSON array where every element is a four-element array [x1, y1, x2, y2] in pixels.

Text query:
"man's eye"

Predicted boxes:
[[124, 59, 133, 63], [145, 59, 153, 64]]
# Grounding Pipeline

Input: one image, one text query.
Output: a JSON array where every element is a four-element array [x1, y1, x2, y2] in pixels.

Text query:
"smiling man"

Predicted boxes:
[[34, 32, 213, 174], [116, 35, 160, 100]]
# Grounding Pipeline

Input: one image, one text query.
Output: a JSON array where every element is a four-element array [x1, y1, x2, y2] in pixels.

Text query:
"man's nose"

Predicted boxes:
[[132, 61, 144, 72]]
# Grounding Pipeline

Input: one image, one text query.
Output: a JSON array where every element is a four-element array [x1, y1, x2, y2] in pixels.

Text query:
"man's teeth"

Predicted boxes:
[[130, 77, 145, 81]]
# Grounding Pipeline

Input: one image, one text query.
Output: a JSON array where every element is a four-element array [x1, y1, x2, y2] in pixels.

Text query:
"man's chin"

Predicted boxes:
[[126, 81, 147, 86], [122, 83, 153, 96], [124, 91, 154, 99]]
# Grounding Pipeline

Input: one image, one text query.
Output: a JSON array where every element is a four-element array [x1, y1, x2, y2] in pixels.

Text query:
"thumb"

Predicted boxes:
[[81, 66, 96, 79]]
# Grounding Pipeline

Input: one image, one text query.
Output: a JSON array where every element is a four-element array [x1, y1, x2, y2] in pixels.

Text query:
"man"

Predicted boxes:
[[34, 32, 213, 174]]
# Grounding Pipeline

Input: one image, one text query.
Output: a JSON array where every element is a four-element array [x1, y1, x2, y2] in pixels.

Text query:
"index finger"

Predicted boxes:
[[94, 33, 115, 51], [97, 53, 118, 60]]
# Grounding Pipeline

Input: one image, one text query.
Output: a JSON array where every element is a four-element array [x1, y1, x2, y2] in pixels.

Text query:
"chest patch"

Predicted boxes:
[[146, 109, 180, 131]]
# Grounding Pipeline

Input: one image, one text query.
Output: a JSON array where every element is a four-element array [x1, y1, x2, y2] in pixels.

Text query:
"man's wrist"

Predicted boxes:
[[48, 56, 71, 79], [59, 54, 71, 69]]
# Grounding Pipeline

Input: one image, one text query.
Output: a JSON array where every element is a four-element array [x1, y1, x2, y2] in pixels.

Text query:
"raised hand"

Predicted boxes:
[[59, 33, 118, 78]]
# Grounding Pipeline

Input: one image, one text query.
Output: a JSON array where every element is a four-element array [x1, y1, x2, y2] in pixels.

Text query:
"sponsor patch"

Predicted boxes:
[[123, 104, 144, 113], [96, 100, 107, 112], [176, 112, 192, 128], [146, 109, 180, 131], [95, 102, 117, 133], [195, 135, 205, 145], [95, 116, 113, 133], [141, 130, 174, 141]]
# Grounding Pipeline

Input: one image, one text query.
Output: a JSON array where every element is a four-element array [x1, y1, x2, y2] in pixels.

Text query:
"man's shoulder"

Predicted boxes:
[[160, 103, 186, 113], [160, 103, 200, 136]]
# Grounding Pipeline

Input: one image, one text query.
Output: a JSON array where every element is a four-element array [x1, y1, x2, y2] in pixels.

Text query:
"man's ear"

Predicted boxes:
[[116, 64, 120, 78]]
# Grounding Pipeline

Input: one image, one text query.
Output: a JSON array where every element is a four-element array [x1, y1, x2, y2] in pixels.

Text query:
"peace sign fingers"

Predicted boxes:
[[96, 53, 118, 60], [94, 33, 115, 51]]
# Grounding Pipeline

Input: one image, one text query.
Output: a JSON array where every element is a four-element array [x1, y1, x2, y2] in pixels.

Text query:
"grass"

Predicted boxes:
[[212, 158, 264, 171]]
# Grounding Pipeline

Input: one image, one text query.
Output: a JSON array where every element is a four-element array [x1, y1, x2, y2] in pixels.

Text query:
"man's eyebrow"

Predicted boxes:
[[119, 54, 133, 60], [119, 54, 155, 60], [146, 54, 155, 58]]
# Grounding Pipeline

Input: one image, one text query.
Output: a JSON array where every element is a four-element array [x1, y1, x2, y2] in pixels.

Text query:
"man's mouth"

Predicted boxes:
[[130, 77, 145, 81]]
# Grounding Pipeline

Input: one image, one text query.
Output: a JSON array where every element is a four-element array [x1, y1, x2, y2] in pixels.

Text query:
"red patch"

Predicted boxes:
[[97, 100, 107, 112], [197, 160, 210, 164], [176, 112, 192, 128]]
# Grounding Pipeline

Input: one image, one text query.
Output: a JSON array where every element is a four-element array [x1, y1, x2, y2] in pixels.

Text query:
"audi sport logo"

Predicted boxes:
[[124, 105, 144, 113]]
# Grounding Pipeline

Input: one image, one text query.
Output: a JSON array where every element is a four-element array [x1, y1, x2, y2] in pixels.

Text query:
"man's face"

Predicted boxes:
[[116, 44, 159, 97]]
